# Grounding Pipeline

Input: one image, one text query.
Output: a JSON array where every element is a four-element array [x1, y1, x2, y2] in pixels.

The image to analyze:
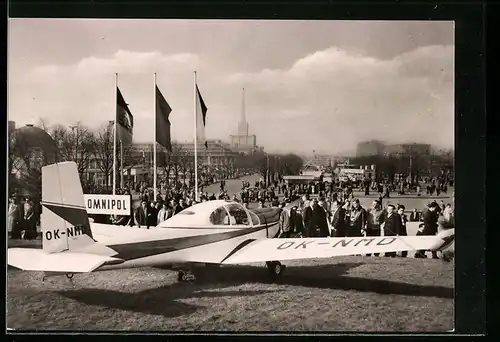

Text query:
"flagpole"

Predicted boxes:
[[113, 73, 118, 196], [194, 71, 199, 202], [153, 73, 158, 202], [120, 140, 123, 189]]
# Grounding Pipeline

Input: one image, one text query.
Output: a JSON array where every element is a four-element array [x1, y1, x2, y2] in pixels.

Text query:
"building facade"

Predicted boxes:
[[356, 140, 386, 157], [357, 140, 431, 157], [229, 88, 260, 154]]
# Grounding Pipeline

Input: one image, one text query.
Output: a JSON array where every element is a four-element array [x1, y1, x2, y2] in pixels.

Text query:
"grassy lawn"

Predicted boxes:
[[7, 256, 453, 331]]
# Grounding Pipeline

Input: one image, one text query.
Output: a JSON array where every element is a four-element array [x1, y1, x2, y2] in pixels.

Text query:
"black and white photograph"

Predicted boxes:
[[7, 19, 455, 332]]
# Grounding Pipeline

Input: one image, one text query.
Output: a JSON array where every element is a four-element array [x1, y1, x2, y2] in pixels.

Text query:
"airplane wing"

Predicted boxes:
[[221, 229, 454, 265], [8, 248, 124, 273]]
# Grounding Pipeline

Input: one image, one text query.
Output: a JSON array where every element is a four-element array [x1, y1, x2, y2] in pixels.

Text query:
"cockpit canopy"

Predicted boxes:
[[159, 200, 260, 228]]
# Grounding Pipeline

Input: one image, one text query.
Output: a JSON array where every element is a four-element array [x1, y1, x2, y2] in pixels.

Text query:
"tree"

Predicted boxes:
[[279, 153, 304, 176], [9, 121, 60, 197], [157, 142, 186, 187], [93, 122, 114, 188], [115, 142, 133, 188], [52, 122, 96, 176], [170, 143, 185, 186]]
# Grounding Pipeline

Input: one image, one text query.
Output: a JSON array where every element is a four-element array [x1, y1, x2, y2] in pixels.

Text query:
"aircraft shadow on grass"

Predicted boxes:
[[190, 262, 453, 299], [58, 283, 281, 318], [57, 262, 452, 318]]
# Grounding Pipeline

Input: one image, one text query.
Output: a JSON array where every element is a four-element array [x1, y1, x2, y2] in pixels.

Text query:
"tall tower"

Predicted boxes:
[[238, 87, 249, 137]]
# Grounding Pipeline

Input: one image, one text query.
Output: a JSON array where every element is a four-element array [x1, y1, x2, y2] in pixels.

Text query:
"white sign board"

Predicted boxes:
[[84, 194, 131, 215]]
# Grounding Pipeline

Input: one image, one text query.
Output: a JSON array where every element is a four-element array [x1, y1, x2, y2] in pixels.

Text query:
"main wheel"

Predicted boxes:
[[177, 270, 196, 282], [266, 261, 286, 278]]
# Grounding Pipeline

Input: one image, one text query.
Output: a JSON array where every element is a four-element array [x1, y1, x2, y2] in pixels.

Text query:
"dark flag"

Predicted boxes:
[[195, 85, 208, 148], [155, 85, 172, 152], [116, 87, 134, 145]]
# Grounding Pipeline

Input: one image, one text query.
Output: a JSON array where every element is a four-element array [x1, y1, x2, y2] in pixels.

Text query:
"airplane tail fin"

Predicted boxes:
[[8, 162, 121, 273], [41, 162, 96, 253]]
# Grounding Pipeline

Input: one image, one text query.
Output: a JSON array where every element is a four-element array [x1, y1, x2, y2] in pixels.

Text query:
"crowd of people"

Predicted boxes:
[[274, 194, 454, 259]]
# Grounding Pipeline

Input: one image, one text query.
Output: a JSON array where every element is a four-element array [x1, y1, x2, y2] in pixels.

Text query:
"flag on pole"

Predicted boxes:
[[155, 85, 172, 152], [195, 85, 208, 148], [116, 87, 134, 146]]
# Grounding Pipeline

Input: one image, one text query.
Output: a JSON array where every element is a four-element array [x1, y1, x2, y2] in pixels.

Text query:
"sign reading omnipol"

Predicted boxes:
[[84, 195, 131, 215]]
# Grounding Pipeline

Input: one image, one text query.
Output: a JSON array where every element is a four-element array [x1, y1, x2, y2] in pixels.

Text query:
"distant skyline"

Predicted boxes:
[[8, 19, 454, 155]]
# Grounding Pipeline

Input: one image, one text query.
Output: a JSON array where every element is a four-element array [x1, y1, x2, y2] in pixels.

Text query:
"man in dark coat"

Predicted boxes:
[[135, 200, 152, 229], [314, 200, 329, 237], [366, 200, 385, 256], [383, 204, 402, 257], [397, 204, 408, 257], [409, 208, 420, 222], [415, 201, 440, 259], [330, 200, 347, 237], [302, 200, 314, 237], [171, 199, 182, 215], [347, 199, 366, 237]]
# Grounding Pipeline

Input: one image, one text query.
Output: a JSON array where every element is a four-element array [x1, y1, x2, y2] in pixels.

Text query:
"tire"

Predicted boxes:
[[266, 261, 286, 278], [177, 271, 185, 282]]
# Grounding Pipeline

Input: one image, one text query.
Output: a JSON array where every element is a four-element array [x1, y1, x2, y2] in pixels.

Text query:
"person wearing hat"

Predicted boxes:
[[23, 196, 38, 240], [415, 201, 440, 259]]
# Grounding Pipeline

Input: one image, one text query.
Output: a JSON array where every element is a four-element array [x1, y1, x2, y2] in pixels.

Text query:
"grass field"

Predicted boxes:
[[7, 256, 454, 332]]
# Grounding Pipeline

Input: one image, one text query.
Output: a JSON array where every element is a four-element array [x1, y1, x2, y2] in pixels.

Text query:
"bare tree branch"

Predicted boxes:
[[93, 123, 114, 187]]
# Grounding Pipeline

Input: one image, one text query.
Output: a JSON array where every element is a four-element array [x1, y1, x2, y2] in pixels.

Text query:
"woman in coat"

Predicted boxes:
[[8, 196, 21, 239]]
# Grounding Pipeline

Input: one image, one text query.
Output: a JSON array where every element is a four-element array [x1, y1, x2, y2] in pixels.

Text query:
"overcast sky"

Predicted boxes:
[[8, 19, 454, 155]]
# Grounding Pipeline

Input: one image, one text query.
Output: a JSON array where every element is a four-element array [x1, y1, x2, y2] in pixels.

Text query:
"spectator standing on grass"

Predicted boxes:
[[157, 202, 172, 224], [366, 200, 385, 256], [347, 199, 366, 238], [440, 204, 455, 230], [135, 200, 152, 229], [23, 196, 38, 240], [278, 203, 291, 238], [302, 199, 314, 237], [330, 200, 347, 237], [415, 202, 440, 259], [397, 205, 408, 257], [8, 196, 21, 239], [317, 200, 331, 237], [382, 204, 401, 257]]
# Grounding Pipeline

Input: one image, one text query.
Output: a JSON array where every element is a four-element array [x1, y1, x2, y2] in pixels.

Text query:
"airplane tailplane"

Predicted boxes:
[[41, 162, 97, 253]]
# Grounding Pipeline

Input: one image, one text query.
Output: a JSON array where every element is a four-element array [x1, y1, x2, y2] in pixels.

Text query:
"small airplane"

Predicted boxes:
[[7, 162, 455, 283]]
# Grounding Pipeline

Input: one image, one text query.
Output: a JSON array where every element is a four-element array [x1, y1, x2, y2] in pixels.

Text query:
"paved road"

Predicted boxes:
[[201, 174, 262, 198]]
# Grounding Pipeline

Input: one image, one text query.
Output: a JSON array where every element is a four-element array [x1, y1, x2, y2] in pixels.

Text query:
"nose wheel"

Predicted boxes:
[[266, 261, 286, 278]]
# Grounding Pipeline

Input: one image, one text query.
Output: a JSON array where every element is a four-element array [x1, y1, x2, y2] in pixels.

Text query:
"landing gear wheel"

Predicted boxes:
[[66, 273, 74, 280], [177, 270, 196, 282], [266, 261, 286, 279]]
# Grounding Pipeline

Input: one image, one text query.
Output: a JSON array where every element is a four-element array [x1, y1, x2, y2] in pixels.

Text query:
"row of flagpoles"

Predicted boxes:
[[112, 72, 208, 202]]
